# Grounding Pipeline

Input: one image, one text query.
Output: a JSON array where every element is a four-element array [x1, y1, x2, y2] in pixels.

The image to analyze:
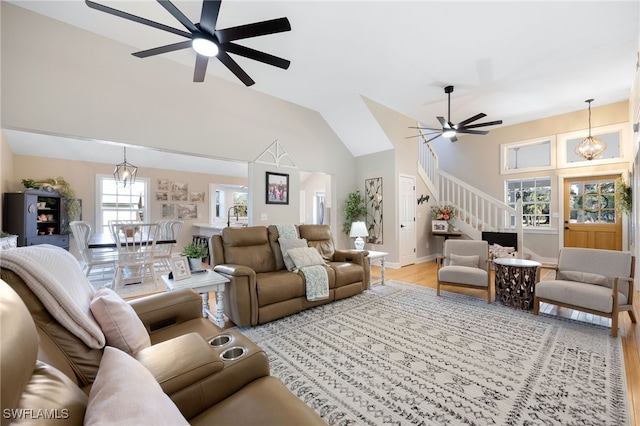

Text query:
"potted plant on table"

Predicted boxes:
[[0, 231, 18, 250], [182, 242, 208, 271], [430, 204, 459, 232]]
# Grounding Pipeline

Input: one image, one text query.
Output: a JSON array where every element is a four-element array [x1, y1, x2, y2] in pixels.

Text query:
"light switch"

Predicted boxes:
[[261, 213, 267, 221]]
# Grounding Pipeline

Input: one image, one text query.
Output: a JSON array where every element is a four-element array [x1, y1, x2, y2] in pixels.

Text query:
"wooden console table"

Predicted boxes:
[[432, 230, 463, 240]]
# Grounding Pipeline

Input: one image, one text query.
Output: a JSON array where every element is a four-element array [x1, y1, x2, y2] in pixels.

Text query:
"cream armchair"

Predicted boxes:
[[534, 247, 636, 337], [436, 239, 491, 303]]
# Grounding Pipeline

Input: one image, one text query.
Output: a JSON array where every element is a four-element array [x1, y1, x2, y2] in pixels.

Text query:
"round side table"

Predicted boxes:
[[493, 257, 541, 310]]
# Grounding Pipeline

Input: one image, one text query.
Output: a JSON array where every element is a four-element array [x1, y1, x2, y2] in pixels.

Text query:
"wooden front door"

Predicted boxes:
[[563, 174, 622, 250]]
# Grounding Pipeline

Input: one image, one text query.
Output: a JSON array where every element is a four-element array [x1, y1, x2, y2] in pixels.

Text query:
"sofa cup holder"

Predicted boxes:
[[209, 334, 231, 347], [221, 346, 246, 361]]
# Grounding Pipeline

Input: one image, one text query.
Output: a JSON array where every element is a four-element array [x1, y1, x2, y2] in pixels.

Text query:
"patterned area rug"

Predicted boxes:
[[240, 281, 629, 425]]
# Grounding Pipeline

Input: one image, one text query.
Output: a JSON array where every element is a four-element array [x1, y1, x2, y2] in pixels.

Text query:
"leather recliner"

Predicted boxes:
[[0, 278, 325, 425]]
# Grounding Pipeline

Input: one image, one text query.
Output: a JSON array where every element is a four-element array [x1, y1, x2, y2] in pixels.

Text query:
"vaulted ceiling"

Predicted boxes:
[[3, 1, 639, 165]]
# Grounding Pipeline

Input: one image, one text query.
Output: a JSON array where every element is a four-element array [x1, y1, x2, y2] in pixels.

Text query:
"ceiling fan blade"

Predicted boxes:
[[132, 40, 192, 58], [436, 116, 448, 128], [85, 1, 191, 38], [198, 0, 221, 34], [424, 133, 443, 143], [157, 0, 199, 33], [463, 120, 504, 129], [193, 54, 208, 82], [223, 43, 290, 69], [216, 17, 291, 43], [457, 129, 489, 135], [449, 135, 458, 143], [456, 113, 486, 127], [408, 126, 441, 132], [217, 50, 255, 86]]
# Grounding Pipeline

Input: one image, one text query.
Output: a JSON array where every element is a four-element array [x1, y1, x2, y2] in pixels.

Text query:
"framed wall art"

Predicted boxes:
[[266, 172, 289, 205], [365, 177, 383, 244]]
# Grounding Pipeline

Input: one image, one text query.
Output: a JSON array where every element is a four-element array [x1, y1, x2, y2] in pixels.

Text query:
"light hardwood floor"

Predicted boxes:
[[376, 261, 639, 426]]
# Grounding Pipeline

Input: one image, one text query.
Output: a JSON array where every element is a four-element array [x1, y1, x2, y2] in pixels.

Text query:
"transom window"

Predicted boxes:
[[97, 176, 148, 234], [568, 178, 616, 224], [506, 177, 551, 227]]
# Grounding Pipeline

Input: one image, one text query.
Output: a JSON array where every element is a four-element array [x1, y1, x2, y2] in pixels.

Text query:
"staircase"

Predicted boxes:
[[417, 132, 524, 255]]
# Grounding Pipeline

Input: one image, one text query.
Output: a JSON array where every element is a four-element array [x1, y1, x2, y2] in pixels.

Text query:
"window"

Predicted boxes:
[[568, 178, 616, 224], [233, 192, 248, 217], [500, 137, 556, 174], [214, 190, 221, 218], [97, 176, 148, 234], [506, 177, 551, 227], [558, 123, 629, 168]]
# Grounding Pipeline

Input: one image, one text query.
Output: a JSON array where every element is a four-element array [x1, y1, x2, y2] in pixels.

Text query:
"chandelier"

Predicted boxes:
[[574, 99, 606, 160], [113, 147, 137, 187]]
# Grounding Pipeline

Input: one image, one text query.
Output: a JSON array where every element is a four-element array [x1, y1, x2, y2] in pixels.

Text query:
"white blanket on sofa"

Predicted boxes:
[[1, 244, 105, 349], [300, 265, 329, 301]]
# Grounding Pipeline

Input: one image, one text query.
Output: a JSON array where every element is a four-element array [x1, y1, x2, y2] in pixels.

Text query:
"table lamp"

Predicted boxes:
[[349, 221, 369, 250]]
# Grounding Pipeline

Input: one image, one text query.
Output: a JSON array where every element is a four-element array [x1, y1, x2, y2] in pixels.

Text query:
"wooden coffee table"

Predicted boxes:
[[161, 270, 229, 328]]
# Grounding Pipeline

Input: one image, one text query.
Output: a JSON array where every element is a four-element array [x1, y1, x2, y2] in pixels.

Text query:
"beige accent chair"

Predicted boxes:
[[437, 239, 491, 303], [534, 247, 636, 337]]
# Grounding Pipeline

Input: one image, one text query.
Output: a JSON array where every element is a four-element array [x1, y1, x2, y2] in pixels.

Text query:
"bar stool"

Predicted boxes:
[[192, 234, 210, 264]]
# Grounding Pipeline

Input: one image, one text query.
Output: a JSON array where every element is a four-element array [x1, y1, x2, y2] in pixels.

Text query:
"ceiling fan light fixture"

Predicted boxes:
[[442, 129, 456, 138], [574, 99, 606, 161], [192, 36, 219, 57]]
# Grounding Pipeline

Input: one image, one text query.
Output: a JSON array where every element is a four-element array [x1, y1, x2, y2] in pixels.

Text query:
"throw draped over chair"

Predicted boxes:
[[69, 221, 117, 283], [437, 239, 491, 303], [153, 220, 184, 273], [110, 223, 159, 294]]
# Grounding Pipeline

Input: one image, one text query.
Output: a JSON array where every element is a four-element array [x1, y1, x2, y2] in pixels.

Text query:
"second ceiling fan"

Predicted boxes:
[[410, 85, 503, 143]]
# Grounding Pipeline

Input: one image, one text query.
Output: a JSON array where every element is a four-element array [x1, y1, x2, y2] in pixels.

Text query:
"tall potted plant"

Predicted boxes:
[[343, 190, 367, 235]]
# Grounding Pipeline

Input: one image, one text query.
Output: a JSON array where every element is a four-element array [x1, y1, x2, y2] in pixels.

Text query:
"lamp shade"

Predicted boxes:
[[349, 221, 368, 250], [349, 221, 369, 237]]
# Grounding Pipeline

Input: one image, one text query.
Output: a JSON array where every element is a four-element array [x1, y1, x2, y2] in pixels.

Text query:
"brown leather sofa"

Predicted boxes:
[[0, 276, 324, 425], [210, 224, 370, 327]]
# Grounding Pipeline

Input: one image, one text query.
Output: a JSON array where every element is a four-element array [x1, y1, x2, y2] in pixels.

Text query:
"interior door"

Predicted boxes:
[[564, 174, 622, 250], [399, 174, 416, 266]]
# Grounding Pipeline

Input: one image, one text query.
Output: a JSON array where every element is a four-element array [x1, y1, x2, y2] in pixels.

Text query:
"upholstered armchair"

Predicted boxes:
[[436, 239, 491, 303], [534, 247, 636, 337]]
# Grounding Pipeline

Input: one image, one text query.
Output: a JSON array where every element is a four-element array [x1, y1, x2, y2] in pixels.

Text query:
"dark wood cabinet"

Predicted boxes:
[[3, 189, 70, 250]]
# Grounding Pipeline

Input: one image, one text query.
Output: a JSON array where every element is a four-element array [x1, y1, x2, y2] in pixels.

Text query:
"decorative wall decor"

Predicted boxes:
[[162, 204, 175, 218], [157, 179, 169, 191], [266, 172, 289, 204], [365, 177, 383, 244], [190, 191, 205, 202], [177, 203, 197, 219], [417, 194, 430, 205], [171, 182, 188, 201], [156, 191, 168, 201]]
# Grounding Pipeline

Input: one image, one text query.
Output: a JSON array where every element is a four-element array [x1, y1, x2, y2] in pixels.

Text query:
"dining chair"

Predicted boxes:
[[153, 220, 184, 273], [69, 221, 117, 284], [110, 223, 159, 294]]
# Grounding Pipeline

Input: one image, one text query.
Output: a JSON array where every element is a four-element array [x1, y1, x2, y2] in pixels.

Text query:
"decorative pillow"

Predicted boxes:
[[90, 288, 151, 354], [279, 238, 308, 271], [287, 247, 326, 269], [85, 346, 189, 426], [557, 270, 609, 287], [449, 254, 480, 268]]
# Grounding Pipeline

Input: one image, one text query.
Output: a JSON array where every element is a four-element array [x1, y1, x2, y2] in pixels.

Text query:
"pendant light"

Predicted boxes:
[[113, 147, 137, 187], [574, 99, 606, 160]]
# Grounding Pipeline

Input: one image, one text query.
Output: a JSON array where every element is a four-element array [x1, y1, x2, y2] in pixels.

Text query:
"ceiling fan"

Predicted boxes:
[[409, 85, 503, 143], [85, 0, 291, 86]]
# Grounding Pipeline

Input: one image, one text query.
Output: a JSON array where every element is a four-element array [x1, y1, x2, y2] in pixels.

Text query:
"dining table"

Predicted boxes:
[[87, 233, 176, 249]]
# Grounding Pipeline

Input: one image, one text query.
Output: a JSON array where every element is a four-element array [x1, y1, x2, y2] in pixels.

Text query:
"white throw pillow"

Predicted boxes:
[[90, 288, 151, 354], [279, 238, 308, 271], [85, 346, 189, 426], [287, 247, 326, 269], [449, 254, 480, 268]]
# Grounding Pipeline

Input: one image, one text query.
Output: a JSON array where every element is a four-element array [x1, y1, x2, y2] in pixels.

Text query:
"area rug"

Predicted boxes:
[[240, 281, 629, 425]]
